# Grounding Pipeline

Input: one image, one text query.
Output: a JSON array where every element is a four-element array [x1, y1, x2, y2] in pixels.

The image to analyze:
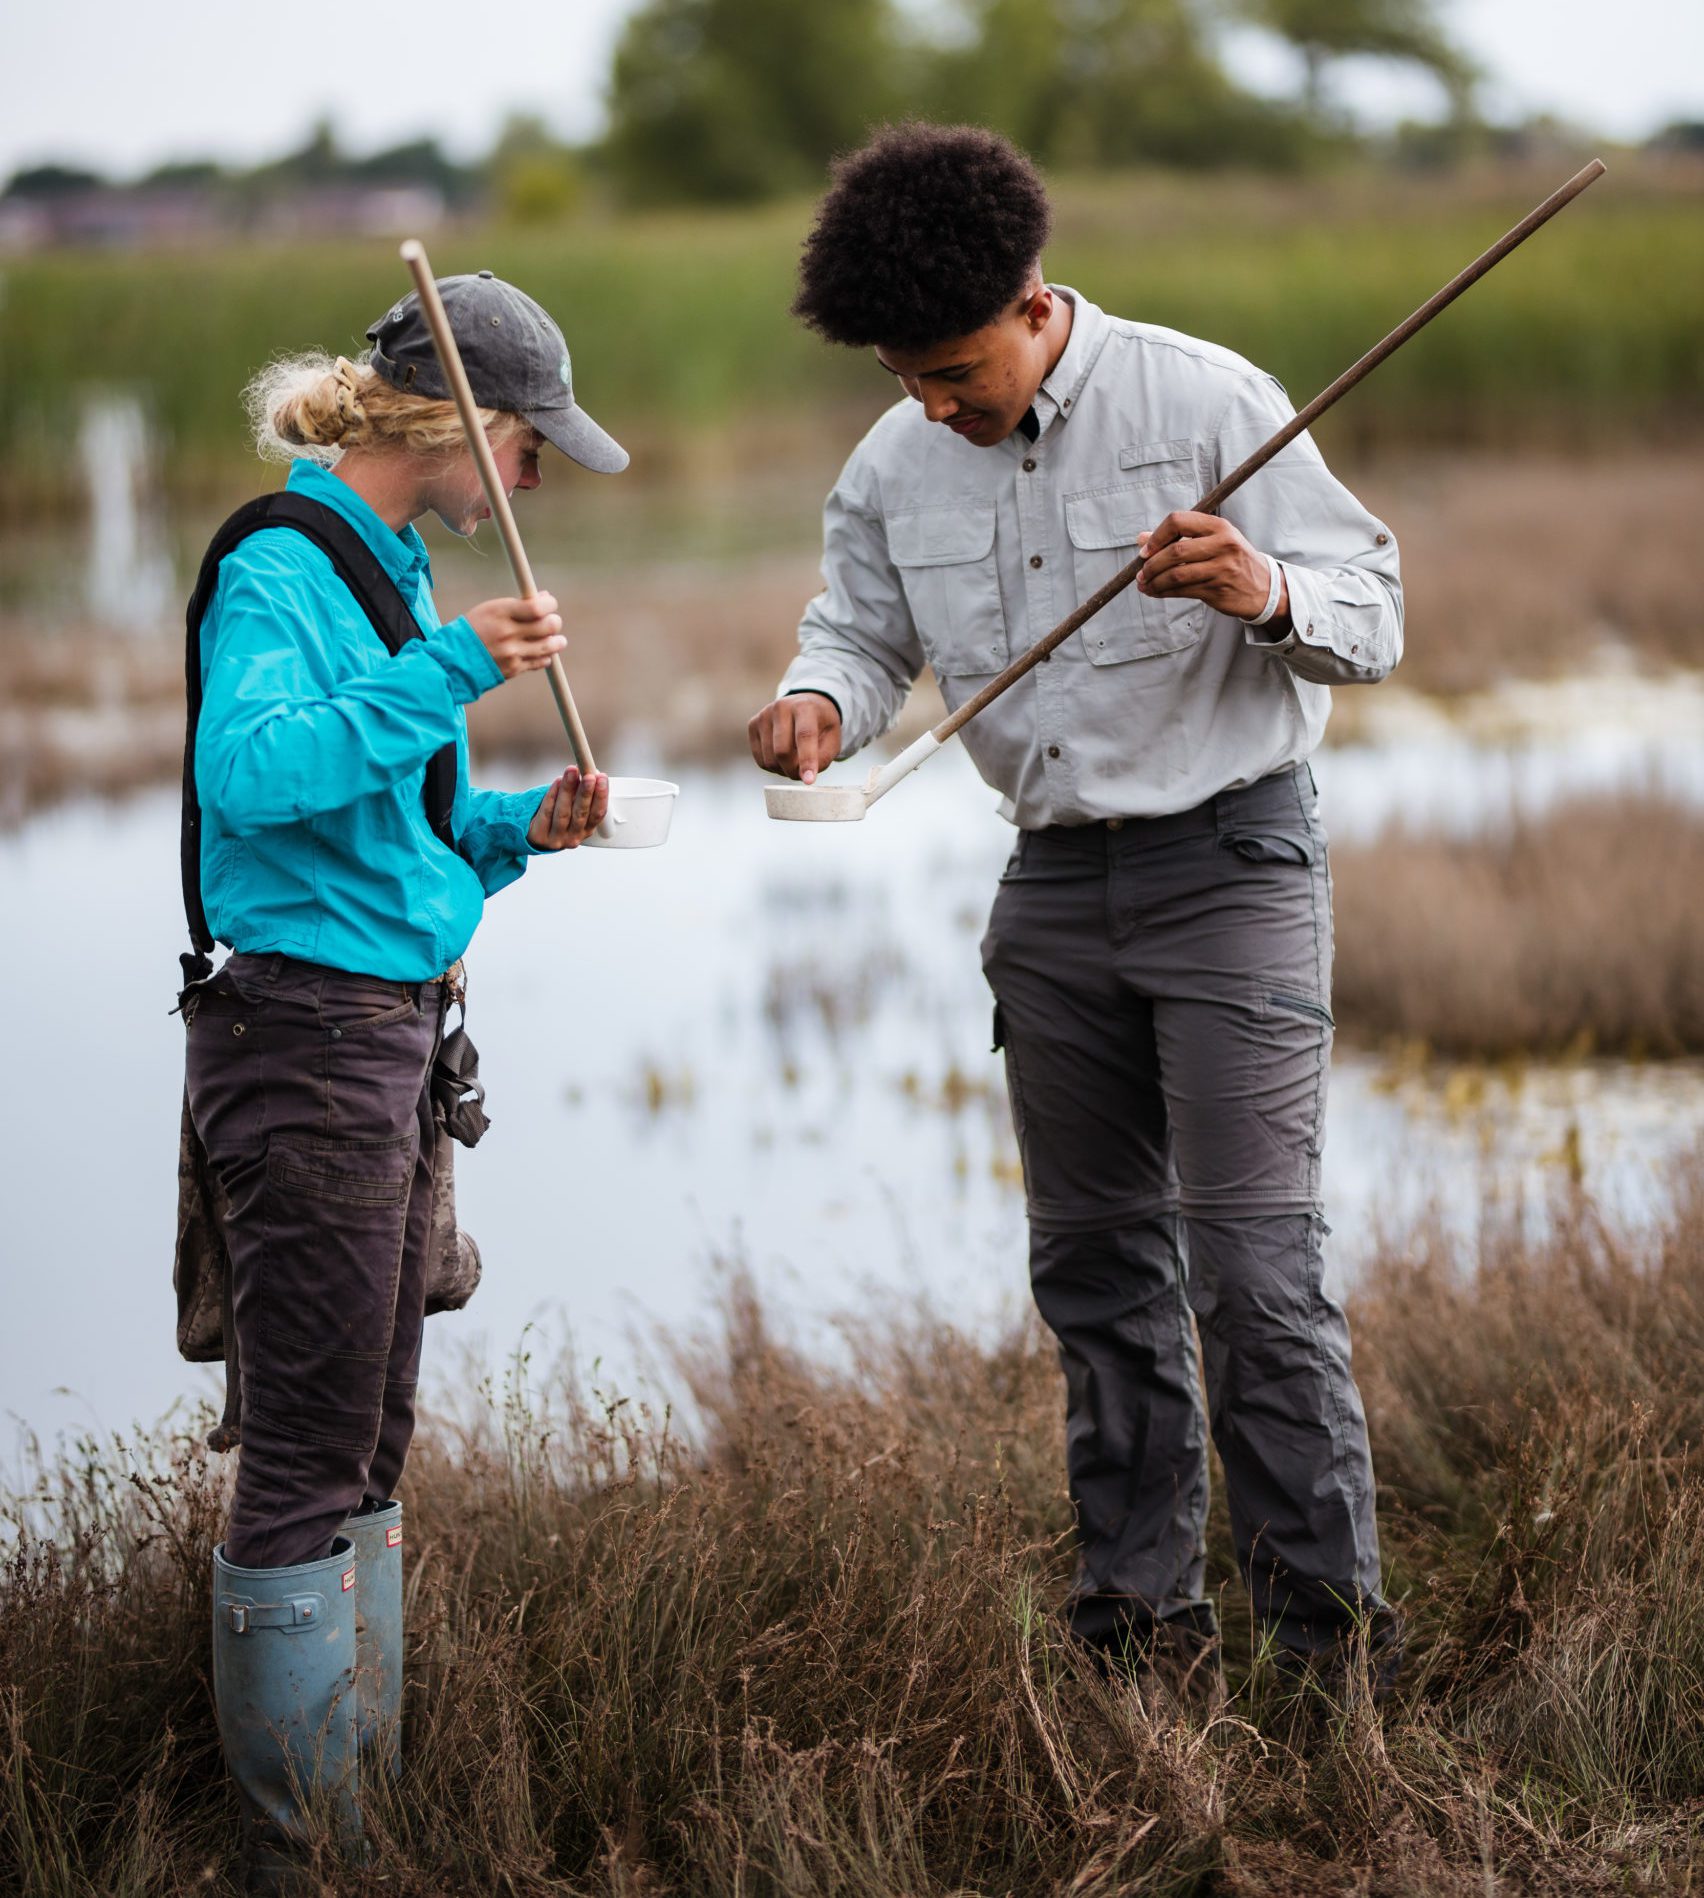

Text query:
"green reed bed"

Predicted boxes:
[[5, 1149, 1704, 1894], [4, 160, 1700, 512]]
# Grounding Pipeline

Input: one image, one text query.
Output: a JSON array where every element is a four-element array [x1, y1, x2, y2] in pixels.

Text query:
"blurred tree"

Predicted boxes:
[[929, 0, 1326, 170], [1383, 112, 1491, 170], [138, 159, 228, 190], [4, 163, 108, 198], [1648, 118, 1704, 155], [1235, 0, 1476, 121], [488, 114, 585, 222], [265, 120, 344, 186], [348, 137, 474, 199], [603, 0, 901, 203]]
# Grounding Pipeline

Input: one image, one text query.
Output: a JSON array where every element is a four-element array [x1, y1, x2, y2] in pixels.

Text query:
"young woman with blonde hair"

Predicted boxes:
[[179, 271, 621, 1889]]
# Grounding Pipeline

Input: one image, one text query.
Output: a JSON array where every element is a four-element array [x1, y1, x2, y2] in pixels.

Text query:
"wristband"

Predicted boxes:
[[1243, 555, 1284, 628]]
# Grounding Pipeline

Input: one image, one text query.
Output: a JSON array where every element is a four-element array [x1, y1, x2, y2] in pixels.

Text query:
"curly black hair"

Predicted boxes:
[[792, 122, 1052, 352]]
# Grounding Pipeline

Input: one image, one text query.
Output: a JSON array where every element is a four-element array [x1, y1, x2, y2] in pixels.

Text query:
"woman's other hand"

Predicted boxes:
[[468, 593, 566, 679], [528, 767, 610, 850]]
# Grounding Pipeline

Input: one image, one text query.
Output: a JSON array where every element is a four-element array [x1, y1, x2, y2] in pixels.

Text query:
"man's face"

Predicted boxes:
[[875, 287, 1056, 449], [431, 425, 545, 537]]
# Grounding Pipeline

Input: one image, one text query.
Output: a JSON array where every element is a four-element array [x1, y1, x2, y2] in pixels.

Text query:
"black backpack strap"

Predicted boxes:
[[182, 492, 463, 977]]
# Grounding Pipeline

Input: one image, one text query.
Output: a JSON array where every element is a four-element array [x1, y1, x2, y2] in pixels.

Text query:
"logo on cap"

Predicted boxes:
[[559, 357, 571, 386]]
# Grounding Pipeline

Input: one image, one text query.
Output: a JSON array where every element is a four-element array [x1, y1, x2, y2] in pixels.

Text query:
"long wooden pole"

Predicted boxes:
[[932, 159, 1608, 748], [399, 239, 598, 777]]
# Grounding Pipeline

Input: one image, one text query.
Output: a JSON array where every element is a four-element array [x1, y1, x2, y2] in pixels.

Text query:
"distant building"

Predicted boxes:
[[0, 182, 446, 252], [255, 184, 447, 239]]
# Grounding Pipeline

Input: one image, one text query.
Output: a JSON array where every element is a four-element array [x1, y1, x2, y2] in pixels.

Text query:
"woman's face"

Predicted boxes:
[[428, 425, 545, 537]]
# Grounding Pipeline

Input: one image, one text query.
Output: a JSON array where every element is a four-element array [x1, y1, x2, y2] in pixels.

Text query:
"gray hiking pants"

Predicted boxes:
[[981, 763, 1392, 1658]]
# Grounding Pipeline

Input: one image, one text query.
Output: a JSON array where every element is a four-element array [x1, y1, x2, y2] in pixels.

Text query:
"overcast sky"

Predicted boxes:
[[4, 0, 1699, 180]]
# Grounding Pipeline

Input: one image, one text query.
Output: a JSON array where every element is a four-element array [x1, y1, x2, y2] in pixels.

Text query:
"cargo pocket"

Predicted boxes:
[[887, 500, 1008, 676], [989, 1000, 1029, 1152], [252, 1133, 415, 1450], [1065, 446, 1206, 664], [1263, 990, 1335, 1030]]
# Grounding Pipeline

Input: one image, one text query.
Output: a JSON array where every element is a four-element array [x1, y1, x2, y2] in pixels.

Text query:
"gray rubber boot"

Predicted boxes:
[[212, 1535, 361, 1890], [340, 1501, 404, 1777]]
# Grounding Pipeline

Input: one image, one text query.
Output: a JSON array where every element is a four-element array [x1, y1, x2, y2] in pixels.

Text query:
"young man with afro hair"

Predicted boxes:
[[750, 122, 1405, 1690]]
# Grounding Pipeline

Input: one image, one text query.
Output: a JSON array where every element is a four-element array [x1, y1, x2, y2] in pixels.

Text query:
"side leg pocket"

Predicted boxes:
[[247, 1134, 415, 1454], [990, 999, 1029, 1151]]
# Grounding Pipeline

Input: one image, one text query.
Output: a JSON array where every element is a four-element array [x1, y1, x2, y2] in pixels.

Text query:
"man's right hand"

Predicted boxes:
[[467, 592, 566, 680], [748, 692, 843, 783]]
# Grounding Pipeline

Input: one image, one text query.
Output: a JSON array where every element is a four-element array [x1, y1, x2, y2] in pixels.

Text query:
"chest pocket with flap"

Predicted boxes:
[[885, 500, 1008, 677], [1065, 440, 1205, 664]]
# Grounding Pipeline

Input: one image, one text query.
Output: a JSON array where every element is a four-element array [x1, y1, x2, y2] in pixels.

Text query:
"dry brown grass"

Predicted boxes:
[[1352, 446, 1704, 696], [1331, 792, 1704, 1057], [6, 1154, 1704, 1894]]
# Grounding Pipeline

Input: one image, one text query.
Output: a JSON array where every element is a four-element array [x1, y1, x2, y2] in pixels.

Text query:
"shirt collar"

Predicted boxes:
[[1029, 286, 1107, 442], [285, 459, 433, 590]]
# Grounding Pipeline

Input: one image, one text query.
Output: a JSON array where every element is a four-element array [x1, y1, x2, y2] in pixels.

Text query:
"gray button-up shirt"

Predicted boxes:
[[779, 287, 1403, 827]]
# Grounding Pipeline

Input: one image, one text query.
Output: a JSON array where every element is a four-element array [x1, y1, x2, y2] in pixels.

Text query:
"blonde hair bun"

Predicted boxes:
[[244, 348, 524, 465]]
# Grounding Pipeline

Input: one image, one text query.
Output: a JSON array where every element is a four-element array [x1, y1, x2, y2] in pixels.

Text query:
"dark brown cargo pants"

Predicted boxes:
[[982, 764, 1396, 1660], [184, 951, 447, 1570]]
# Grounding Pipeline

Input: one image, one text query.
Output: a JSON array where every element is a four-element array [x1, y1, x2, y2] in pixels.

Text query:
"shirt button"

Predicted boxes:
[[1106, 817, 1124, 830], [1375, 531, 1389, 545], [1029, 554, 1043, 569], [1022, 458, 1037, 473], [1047, 745, 1061, 759]]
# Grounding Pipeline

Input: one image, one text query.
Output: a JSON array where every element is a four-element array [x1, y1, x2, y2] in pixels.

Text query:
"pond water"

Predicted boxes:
[[5, 741, 1702, 1457]]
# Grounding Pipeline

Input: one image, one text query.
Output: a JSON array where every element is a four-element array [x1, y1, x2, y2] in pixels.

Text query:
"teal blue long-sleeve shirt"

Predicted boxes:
[[196, 459, 548, 981]]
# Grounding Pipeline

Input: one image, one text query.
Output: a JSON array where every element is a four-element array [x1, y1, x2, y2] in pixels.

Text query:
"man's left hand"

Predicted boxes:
[[528, 767, 610, 850], [1136, 511, 1287, 627]]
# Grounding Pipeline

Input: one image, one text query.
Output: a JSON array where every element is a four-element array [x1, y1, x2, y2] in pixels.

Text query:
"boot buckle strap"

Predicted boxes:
[[222, 1590, 328, 1634]]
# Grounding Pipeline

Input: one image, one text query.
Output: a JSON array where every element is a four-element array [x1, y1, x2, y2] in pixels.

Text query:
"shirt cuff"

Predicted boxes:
[[424, 616, 505, 703], [1242, 564, 1324, 657], [468, 786, 548, 858]]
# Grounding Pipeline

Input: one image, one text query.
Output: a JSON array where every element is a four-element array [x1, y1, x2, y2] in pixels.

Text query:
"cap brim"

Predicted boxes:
[[530, 402, 629, 474]]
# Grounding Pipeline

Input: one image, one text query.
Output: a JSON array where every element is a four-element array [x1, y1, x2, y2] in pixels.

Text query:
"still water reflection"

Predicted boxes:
[[5, 748, 1702, 1453], [77, 391, 175, 633]]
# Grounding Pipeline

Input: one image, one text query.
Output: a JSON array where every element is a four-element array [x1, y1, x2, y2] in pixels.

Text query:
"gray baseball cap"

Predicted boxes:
[[366, 270, 628, 474]]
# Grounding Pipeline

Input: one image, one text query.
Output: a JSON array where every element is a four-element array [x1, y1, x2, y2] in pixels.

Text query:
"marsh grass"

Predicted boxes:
[[6, 1153, 1704, 1894], [1332, 792, 1704, 1057], [3, 159, 1700, 514]]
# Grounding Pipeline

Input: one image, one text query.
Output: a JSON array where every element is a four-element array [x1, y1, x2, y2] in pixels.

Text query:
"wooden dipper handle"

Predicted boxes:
[[399, 239, 598, 777]]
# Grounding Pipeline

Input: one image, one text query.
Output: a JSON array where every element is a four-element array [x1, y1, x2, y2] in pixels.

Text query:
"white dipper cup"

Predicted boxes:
[[584, 776, 679, 849]]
